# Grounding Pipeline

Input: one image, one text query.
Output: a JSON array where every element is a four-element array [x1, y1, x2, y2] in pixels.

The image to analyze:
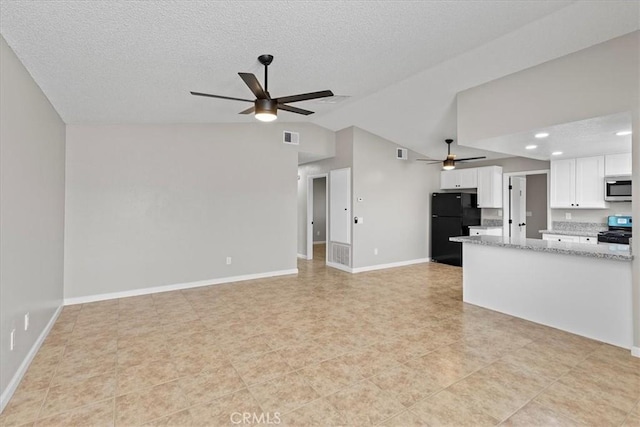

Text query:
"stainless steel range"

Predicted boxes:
[[597, 215, 632, 245]]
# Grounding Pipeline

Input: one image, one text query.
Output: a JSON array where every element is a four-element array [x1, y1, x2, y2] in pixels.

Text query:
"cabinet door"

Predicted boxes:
[[579, 236, 597, 245], [550, 159, 575, 208], [477, 166, 503, 208], [440, 170, 458, 189], [542, 234, 580, 243], [575, 156, 606, 208], [459, 168, 477, 189], [605, 153, 632, 176]]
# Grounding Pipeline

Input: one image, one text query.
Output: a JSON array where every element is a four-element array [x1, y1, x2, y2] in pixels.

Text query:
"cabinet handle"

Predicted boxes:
[[558, 239, 561, 241]]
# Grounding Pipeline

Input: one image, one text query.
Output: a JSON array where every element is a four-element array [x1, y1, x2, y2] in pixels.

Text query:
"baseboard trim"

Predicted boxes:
[[351, 258, 430, 273], [313, 241, 326, 245], [326, 261, 353, 273], [64, 269, 299, 305], [632, 346, 640, 358], [297, 253, 308, 260], [0, 304, 63, 414]]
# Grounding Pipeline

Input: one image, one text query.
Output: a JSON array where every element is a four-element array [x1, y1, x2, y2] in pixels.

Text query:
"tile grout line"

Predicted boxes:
[[493, 342, 603, 426]]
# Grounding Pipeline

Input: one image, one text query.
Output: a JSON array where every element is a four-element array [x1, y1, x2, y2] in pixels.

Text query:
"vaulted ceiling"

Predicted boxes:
[[1, 1, 638, 160]]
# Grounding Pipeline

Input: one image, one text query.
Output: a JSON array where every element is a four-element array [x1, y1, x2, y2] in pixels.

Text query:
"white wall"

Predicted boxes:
[[312, 178, 327, 242], [457, 31, 640, 351], [0, 36, 66, 407], [351, 128, 440, 268], [64, 123, 333, 300]]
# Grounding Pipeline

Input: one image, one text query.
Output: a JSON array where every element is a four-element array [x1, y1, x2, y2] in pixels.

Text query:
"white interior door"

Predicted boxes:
[[329, 168, 351, 244], [510, 176, 527, 239]]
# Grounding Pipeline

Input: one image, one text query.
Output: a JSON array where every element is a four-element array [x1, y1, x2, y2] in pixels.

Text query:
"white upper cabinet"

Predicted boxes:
[[440, 168, 477, 189], [551, 156, 606, 209], [575, 156, 606, 208], [476, 166, 503, 208], [459, 168, 478, 189], [550, 159, 576, 208], [605, 153, 632, 176]]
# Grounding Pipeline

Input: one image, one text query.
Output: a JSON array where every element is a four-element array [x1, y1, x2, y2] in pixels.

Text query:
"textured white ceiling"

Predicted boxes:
[[462, 112, 633, 161], [0, 1, 638, 160]]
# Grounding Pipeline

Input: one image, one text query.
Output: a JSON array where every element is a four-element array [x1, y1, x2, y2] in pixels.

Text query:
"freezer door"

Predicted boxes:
[[431, 216, 463, 266], [431, 193, 463, 217]]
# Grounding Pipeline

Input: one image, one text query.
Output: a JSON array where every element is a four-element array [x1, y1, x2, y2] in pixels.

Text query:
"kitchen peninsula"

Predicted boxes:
[[450, 235, 633, 349]]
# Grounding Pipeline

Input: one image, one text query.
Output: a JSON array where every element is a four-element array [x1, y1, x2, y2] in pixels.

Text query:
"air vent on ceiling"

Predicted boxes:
[[396, 148, 408, 160], [283, 131, 300, 145]]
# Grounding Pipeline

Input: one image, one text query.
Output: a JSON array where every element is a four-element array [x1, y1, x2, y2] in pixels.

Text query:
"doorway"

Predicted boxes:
[[306, 174, 328, 261], [502, 170, 551, 239]]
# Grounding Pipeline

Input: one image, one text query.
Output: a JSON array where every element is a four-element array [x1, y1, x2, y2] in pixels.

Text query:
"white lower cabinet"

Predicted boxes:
[[579, 236, 598, 245], [542, 234, 580, 243], [542, 233, 597, 244], [470, 228, 503, 236]]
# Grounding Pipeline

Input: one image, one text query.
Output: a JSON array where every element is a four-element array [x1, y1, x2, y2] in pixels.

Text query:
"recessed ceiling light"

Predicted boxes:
[[525, 145, 537, 150], [535, 132, 550, 139], [551, 151, 563, 156], [616, 130, 632, 136]]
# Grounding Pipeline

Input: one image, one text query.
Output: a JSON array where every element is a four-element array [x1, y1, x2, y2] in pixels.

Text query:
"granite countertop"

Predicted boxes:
[[469, 225, 503, 230], [450, 235, 632, 261], [538, 229, 602, 237]]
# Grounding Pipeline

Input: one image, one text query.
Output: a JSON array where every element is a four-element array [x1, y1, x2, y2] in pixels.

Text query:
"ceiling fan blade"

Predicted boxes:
[[190, 91, 253, 103], [238, 73, 268, 99], [416, 159, 443, 164], [456, 156, 487, 162], [238, 106, 255, 115], [275, 90, 334, 104], [277, 103, 314, 116]]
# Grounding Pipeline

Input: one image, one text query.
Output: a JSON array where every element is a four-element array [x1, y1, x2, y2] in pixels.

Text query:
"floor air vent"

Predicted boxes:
[[331, 243, 351, 266]]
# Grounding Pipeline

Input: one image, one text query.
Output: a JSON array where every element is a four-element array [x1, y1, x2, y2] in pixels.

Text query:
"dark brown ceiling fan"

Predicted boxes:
[[417, 139, 486, 170], [190, 54, 334, 122]]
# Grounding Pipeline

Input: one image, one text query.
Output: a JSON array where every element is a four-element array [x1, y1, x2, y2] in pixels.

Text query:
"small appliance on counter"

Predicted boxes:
[[597, 215, 632, 245], [431, 192, 481, 266]]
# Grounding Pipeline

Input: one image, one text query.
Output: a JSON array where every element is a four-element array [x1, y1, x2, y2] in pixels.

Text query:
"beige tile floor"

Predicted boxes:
[[2, 244, 640, 426]]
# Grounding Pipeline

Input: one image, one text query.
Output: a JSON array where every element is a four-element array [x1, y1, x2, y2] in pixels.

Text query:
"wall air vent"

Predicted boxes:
[[283, 131, 300, 145], [396, 148, 408, 160]]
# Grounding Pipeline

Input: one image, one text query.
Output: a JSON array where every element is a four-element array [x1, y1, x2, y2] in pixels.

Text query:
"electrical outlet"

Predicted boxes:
[[10, 329, 15, 351], [565, 212, 572, 220], [24, 313, 29, 331], [316, 231, 320, 236], [498, 210, 503, 216], [374, 248, 378, 255], [226, 257, 232, 265]]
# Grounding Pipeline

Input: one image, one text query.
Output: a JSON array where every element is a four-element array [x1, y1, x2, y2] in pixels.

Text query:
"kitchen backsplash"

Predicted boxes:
[[482, 219, 503, 227]]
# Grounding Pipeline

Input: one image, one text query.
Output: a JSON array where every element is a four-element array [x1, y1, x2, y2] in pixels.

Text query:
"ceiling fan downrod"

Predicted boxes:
[[258, 54, 273, 96]]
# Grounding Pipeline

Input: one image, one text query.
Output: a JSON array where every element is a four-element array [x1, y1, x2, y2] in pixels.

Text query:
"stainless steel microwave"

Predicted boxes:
[[605, 176, 632, 202]]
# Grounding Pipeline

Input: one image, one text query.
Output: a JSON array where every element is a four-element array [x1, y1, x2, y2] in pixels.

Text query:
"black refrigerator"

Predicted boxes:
[[431, 192, 481, 267]]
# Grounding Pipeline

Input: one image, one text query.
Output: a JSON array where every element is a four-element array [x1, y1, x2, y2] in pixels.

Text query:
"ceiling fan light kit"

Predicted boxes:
[[416, 139, 486, 170], [254, 99, 277, 122], [191, 54, 333, 122], [442, 158, 455, 170]]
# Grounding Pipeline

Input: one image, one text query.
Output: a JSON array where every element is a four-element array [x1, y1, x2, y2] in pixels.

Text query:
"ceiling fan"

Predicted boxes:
[[417, 139, 486, 170], [190, 54, 334, 122]]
